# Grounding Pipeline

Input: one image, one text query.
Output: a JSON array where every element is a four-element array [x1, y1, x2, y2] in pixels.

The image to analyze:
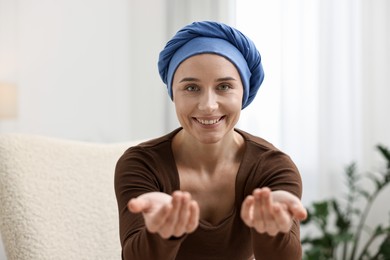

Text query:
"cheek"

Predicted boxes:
[[174, 98, 191, 115], [228, 93, 244, 110], [174, 101, 193, 126]]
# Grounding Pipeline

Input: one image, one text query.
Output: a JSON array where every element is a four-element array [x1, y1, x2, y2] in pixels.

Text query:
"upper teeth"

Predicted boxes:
[[197, 118, 220, 125]]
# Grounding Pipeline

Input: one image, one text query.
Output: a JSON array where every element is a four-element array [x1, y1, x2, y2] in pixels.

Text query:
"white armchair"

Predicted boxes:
[[0, 134, 138, 260]]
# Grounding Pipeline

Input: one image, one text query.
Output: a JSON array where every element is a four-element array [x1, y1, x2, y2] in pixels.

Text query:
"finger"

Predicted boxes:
[[260, 188, 274, 223], [290, 204, 308, 220], [186, 200, 200, 233], [255, 188, 281, 235], [128, 198, 151, 213], [240, 195, 255, 227], [174, 192, 191, 236], [273, 203, 293, 233], [159, 192, 182, 238], [253, 189, 267, 233], [279, 194, 307, 220], [272, 190, 307, 220]]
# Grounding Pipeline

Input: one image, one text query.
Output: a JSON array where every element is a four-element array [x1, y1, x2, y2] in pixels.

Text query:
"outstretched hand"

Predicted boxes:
[[128, 191, 200, 239], [240, 187, 307, 236]]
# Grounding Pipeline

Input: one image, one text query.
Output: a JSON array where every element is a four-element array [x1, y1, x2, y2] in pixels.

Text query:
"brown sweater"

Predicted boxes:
[[114, 128, 303, 260]]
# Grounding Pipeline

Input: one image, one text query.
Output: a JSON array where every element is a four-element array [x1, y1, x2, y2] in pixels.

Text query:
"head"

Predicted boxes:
[[171, 53, 243, 143], [158, 21, 265, 110]]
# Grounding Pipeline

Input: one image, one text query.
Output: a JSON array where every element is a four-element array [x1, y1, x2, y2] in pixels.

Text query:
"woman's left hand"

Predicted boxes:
[[240, 187, 307, 236]]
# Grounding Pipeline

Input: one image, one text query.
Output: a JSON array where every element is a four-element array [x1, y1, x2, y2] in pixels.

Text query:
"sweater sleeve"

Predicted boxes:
[[122, 228, 185, 260], [250, 150, 303, 260], [114, 146, 183, 259], [251, 220, 302, 260]]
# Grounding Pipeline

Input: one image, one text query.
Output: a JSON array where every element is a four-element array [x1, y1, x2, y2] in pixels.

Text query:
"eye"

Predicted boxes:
[[185, 85, 200, 92], [218, 84, 232, 91]]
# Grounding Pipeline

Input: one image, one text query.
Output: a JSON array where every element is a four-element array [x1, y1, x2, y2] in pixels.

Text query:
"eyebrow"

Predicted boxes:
[[179, 77, 200, 83], [216, 77, 237, 82], [179, 77, 237, 83]]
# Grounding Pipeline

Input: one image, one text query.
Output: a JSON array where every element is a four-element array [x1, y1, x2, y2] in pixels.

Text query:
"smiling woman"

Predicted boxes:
[[114, 21, 307, 260]]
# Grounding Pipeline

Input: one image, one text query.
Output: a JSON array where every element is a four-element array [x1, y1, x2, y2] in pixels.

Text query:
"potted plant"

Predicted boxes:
[[301, 144, 390, 260]]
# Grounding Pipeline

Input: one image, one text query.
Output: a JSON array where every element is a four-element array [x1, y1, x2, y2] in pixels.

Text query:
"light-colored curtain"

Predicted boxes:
[[236, 0, 390, 213]]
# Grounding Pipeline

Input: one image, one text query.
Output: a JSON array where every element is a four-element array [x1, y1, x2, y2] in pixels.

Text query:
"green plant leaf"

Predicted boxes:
[[345, 162, 358, 182], [377, 144, 390, 170], [333, 232, 354, 243], [303, 247, 332, 260], [313, 201, 329, 217], [377, 234, 390, 258], [331, 200, 351, 231], [374, 225, 383, 235], [377, 144, 390, 161]]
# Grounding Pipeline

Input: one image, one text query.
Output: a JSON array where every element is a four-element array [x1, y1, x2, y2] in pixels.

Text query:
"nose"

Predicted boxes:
[[198, 89, 218, 112]]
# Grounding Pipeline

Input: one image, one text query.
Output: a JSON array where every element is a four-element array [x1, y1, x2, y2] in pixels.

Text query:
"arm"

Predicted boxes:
[[114, 148, 199, 259], [121, 191, 199, 260], [240, 150, 306, 259], [114, 148, 177, 259], [241, 188, 306, 259], [250, 217, 303, 260]]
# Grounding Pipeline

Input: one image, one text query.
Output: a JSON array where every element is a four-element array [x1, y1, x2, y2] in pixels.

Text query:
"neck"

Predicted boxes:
[[172, 129, 244, 171]]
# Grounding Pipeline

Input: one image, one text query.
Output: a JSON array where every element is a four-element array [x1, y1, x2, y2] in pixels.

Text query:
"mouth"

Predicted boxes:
[[194, 116, 225, 125]]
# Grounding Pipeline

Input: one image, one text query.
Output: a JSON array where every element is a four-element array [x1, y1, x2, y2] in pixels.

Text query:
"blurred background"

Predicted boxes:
[[0, 0, 389, 259]]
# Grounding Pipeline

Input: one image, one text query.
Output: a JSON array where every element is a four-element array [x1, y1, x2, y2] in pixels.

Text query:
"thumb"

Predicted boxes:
[[128, 197, 151, 213], [290, 204, 307, 221]]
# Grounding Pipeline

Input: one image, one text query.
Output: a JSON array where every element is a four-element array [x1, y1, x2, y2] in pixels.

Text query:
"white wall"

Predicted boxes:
[[0, 0, 169, 143]]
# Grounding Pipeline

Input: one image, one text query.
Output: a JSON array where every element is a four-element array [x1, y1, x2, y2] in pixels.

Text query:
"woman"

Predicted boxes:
[[115, 21, 307, 260]]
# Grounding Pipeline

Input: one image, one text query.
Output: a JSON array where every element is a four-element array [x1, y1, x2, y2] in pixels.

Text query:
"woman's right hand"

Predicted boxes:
[[128, 191, 200, 239]]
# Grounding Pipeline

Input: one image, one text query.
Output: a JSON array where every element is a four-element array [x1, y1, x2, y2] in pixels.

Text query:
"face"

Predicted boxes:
[[172, 54, 244, 144]]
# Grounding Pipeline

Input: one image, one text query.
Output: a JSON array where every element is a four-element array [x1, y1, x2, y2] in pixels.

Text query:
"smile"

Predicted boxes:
[[195, 117, 223, 125]]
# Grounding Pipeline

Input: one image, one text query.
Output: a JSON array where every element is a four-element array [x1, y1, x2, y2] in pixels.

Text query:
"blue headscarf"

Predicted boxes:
[[158, 21, 264, 109]]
